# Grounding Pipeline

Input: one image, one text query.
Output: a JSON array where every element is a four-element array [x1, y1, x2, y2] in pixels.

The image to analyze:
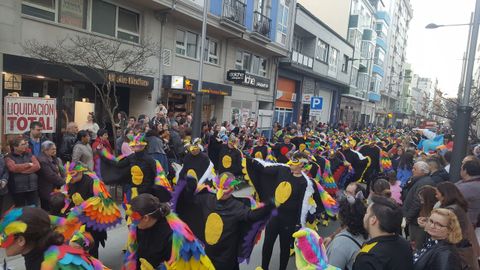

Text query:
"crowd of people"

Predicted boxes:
[[0, 104, 479, 270]]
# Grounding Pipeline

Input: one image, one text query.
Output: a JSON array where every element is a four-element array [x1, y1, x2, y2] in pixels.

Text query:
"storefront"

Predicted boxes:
[[339, 95, 363, 128], [2, 54, 154, 138], [274, 76, 298, 127], [162, 75, 232, 122]]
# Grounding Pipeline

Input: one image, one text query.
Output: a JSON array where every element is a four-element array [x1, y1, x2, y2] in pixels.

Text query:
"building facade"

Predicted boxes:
[[276, 3, 353, 127], [0, 0, 296, 139]]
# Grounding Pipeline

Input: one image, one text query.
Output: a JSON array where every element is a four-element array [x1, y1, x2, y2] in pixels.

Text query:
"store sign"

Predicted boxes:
[[302, 94, 313, 104], [108, 73, 151, 88], [4, 97, 57, 134], [171, 75, 186, 89], [226, 70, 270, 90]]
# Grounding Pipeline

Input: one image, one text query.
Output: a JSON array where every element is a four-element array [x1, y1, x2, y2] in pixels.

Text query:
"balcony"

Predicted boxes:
[[220, 0, 246, 32], [251, 11, 271, 42], [291, 51, 313, 69]]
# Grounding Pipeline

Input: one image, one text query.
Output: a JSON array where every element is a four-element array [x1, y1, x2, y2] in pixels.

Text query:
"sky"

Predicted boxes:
[[407, 0, 475, 97]]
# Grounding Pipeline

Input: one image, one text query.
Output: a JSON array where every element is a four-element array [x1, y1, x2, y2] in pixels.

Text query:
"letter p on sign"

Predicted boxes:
[[310, 97, 323, 110]]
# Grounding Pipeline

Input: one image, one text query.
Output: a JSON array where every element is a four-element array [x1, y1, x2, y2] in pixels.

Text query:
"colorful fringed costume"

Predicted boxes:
[[249, 137, 276, 162], [292, 228, 340, 270]]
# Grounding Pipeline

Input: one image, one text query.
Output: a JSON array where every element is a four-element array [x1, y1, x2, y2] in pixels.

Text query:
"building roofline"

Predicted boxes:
[[296, 3, 354, 50]]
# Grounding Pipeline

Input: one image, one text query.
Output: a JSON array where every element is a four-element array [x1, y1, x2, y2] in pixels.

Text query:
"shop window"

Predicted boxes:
[[204, 38, 219, 64], [235, 50, 267, 77], [176, 29, 198, 59]]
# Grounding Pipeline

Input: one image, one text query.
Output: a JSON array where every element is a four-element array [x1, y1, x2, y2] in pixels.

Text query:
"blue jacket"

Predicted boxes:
[[397, 168, 413, 187]]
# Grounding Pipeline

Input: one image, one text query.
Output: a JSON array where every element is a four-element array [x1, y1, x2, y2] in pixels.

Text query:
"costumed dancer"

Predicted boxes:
[[245, 151, 325, 270], [217, 135, 244, 177], [64, 162, 123, 258], [292, 228, 340, 270], [340, 139, 371, 186], [99, 133, 172, 208], [178, 138, 215, 185], [271, 135, 295, 164], [358, 138, 393, 182], [123, 193, 214, 270], [173, 172, 274, 269], [0, 207, 108, 270], [249, 136, 276, 162]]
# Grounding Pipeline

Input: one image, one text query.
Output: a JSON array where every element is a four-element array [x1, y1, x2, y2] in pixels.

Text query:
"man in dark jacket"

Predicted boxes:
[[427, 156, 449, 184], [24, 121, 48, 156], [0, 155, 9, 215], [5, 136, 41, 206], [37, 141, 66, 211], [59, 122, 78, 163], [402, 161, 435, 250], [169, 122, 185, 161], [354, 196, 413, 270]]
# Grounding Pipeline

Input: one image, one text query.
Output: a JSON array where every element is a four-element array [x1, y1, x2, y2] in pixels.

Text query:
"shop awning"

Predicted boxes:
[[162, 75, 232, 96], [3, 54, 154, 90]]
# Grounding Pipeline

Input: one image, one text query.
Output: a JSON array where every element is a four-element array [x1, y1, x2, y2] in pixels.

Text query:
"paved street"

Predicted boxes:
[[2, 187, 339, 270]]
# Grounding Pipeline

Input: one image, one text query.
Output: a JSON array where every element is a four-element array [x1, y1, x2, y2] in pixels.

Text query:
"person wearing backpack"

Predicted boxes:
[[327, 191, 368, 270]]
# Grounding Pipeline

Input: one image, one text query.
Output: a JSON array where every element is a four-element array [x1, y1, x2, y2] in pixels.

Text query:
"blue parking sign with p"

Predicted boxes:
[[310, 97, 323, 110]]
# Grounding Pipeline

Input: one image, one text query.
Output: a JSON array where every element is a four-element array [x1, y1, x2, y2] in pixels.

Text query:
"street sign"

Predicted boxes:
[[310, 97, 323, 110]]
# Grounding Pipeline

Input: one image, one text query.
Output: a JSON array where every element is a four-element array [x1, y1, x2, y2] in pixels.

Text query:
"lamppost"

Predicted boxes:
[[191, 0, 209, 139], [425, 1, 480, 181]]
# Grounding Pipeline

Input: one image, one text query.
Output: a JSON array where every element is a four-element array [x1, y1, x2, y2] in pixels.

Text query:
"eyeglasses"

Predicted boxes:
[[427, 218, 448, 229]]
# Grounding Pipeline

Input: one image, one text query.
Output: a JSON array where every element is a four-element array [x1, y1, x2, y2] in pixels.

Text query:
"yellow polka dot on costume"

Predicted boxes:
[[299, 143, 306, 151], [131, 165, 144, 185], [72, 192, 84, 206], [187, 169, 198, 180], [205, 213, 223, 245], [275, 181, 292, 205], [222, 155, 232, 169], [255, 151, 264, 159]]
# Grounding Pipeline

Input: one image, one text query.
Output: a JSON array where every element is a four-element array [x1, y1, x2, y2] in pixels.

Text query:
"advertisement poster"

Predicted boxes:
[[4, 97, 57, 134]]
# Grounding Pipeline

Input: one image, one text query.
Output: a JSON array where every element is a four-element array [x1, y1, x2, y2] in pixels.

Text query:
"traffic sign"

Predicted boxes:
[[310, 97, 323, 110]]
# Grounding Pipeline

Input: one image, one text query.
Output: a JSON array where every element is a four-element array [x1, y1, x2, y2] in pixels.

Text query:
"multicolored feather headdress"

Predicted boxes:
[[128, 133, 148, 147], [213, 173, 242, 200], [0, 208, 27, 248], [64, 162, 88, 184], [185, 138, 204, 152], [292, 228, 339, 270]]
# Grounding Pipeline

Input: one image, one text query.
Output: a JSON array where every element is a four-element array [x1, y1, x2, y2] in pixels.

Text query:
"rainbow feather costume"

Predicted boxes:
[[292, 228, 340, 270], [41, 244, 108, 270], [379, 150, 393, 173], [0, 208, 28, 248], [313, 181, 338, 218], [315, 158, 338, 196], [155, 160, 172, 192], [70, 171, 122, 231], [50, 214, 82, 243]]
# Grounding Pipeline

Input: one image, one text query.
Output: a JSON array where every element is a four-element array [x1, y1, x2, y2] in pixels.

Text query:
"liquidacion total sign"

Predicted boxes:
[[4, 97, 57, 134]]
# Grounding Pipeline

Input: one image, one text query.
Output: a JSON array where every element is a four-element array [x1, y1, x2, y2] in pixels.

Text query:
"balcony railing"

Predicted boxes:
[[253, 11, 271, 38], [222, 0, 246, 26], [291, 51, 313, 69]]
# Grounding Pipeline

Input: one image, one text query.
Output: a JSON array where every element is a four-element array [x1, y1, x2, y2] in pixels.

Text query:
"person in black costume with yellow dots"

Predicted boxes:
[[217, 135, 244, 176], [271, 134, 296, 164]]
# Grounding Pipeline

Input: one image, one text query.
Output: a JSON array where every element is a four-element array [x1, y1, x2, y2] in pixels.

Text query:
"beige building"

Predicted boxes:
[[296, 0, 351, 39]]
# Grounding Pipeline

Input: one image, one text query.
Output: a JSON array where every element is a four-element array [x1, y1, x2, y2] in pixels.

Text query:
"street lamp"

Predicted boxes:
[[425, 5, 480, 181], [425, 23, 471, 29]]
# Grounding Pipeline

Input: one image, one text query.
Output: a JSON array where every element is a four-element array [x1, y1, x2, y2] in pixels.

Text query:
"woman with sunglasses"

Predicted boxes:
[[413, 208, 462, 270], [436, 182, 480, 270]]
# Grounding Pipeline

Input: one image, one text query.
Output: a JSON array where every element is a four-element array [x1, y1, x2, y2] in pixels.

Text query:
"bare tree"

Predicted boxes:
[[23, 35, 158, 142]]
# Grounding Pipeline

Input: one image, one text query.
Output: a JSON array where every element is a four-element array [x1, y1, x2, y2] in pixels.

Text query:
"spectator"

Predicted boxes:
[[5, 136, 40, 206], [403, 161, 435, 250], [345, 182, 367, 198], [114, 111, 128, 131], [388, 171, 403, 205], [417, 185, 437, 229], [59, 122, 78, 163], [151, 111, 167, 127], [81, 112, 100, 140], [72, 130, 94, 170], [353, 196, 413, 270], [327, 194, 368, 270], [444, 151, 452, 173], [169, 122, 185, 161], [370, 178, 392, 199], [37, 141, 65, 211], [92, 129, 112, 174], [145, 124, 169, 172], [0, 155, 8, 215], [397, 151, 414, 187], [426, 156, 449, 184], [127, 116, 137, 129], [25, 121, 47, 156], [437, 182, 480, 269], [121, 128, 135, 156], [413, 208, 462, 270], [456, 159, 480, 225]]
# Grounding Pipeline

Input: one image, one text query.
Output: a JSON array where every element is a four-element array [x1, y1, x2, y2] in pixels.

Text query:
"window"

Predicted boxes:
[[235, 50, 267, 77], [342, 55, 349, 73], [328, 47, 339, 75], [22, 0, 88, 29], [374, 48, 385, 66], [316, 39, 329, 62], [175, 29, 198, 58], [90, 0, 140, 42], [292, 34, 303, 53], [276, 0, 289, 45], [204, 39, 219, 64]]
